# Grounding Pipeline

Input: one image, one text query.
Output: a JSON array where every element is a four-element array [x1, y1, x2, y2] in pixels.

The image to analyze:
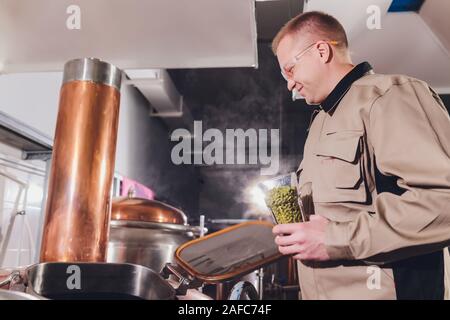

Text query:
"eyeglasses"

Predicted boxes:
[[281, 40, 339, 81]]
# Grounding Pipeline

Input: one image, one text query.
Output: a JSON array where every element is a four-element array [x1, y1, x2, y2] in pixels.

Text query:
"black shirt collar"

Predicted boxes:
[[320, 62, 373, 113]]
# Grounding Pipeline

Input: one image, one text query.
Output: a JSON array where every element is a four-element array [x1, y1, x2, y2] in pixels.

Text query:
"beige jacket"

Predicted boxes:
[[297, 62, 450, 300]]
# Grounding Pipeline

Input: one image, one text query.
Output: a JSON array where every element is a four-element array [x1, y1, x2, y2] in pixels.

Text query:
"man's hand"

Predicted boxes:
[[272, 215, 331, 261]]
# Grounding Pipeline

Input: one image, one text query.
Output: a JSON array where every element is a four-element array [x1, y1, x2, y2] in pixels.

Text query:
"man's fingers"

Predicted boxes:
[[272, 223, 303, 235], [275, 234, 295, 246], [278, 244, 303, 255], [275, 233, 304, 246]]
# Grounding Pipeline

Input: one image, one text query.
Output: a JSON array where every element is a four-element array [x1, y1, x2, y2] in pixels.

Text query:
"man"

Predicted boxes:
[[271, 11, 450, 299]]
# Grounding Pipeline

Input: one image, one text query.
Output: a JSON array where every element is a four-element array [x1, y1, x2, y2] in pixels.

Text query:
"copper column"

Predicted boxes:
[[40, 58, 122, 262]]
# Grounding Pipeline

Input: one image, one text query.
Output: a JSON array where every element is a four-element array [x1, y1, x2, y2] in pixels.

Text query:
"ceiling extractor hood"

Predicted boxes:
[[0, 0, 258, 73]]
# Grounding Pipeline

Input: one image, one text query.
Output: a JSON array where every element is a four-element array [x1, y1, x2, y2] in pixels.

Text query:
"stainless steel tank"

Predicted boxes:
[[107, 196, 204, 273]]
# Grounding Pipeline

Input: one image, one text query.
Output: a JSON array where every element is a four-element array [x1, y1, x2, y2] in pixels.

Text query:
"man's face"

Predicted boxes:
[[276, 34, 326, 105]]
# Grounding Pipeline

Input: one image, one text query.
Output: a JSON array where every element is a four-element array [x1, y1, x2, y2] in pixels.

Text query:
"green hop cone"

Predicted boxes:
[[265, 186, 302, 224]]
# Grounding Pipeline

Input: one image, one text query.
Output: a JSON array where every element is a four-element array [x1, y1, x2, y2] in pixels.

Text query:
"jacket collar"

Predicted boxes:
[[320, 61, 373, 114]]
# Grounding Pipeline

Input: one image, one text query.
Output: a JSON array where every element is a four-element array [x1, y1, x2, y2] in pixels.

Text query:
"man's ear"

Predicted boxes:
[[316, 42, 332, 63]]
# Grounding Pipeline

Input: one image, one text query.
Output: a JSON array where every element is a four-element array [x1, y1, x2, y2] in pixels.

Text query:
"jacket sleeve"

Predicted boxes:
[[325, 80, 450, 263]]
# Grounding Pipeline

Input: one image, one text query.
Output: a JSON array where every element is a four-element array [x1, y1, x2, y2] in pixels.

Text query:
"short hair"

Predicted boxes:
[[271, 11, 349, 55]]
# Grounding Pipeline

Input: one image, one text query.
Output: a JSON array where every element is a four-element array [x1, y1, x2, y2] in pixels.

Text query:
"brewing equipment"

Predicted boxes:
[[0, 262, 175, 300], [0, 222, 283, 300], [107, 196, 205, 273], [40, 58, 122, 262]]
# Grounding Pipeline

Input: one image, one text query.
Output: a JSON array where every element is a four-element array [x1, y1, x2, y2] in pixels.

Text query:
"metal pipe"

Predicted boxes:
[[39, 58, 122, 262]]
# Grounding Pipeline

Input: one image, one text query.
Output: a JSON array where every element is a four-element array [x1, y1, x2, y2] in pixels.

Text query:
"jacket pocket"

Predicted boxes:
[[313, 130, 368, 203]]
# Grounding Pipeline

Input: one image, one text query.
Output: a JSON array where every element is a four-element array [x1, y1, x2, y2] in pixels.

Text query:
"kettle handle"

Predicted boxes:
[[161, 263, 202, 296]]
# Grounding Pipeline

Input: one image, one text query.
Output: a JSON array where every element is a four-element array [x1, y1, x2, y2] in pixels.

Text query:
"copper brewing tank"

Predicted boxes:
[[107, 196, 202, 273], [40, 58, 122, 262], [110, 197, 188, 225]]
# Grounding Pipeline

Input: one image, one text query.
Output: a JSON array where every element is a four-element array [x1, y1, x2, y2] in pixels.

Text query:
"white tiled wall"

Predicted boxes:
[[0, 143, 46, 268]]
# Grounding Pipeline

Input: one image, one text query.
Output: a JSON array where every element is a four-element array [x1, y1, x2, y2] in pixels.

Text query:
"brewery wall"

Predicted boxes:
[[0, 143, 47, 268]]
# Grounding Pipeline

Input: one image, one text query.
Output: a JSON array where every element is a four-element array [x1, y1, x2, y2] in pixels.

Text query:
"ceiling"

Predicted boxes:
[[302, 0, 450, 93], [419, 0, 450, 55]]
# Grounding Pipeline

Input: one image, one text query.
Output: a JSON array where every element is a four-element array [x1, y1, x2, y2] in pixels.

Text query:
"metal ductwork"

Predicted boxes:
[[124, 69, 194, 131], [125, 69, 183, 117]]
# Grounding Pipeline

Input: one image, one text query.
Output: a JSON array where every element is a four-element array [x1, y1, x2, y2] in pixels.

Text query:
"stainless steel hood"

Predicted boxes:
[[0, 0, 258, 73]]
